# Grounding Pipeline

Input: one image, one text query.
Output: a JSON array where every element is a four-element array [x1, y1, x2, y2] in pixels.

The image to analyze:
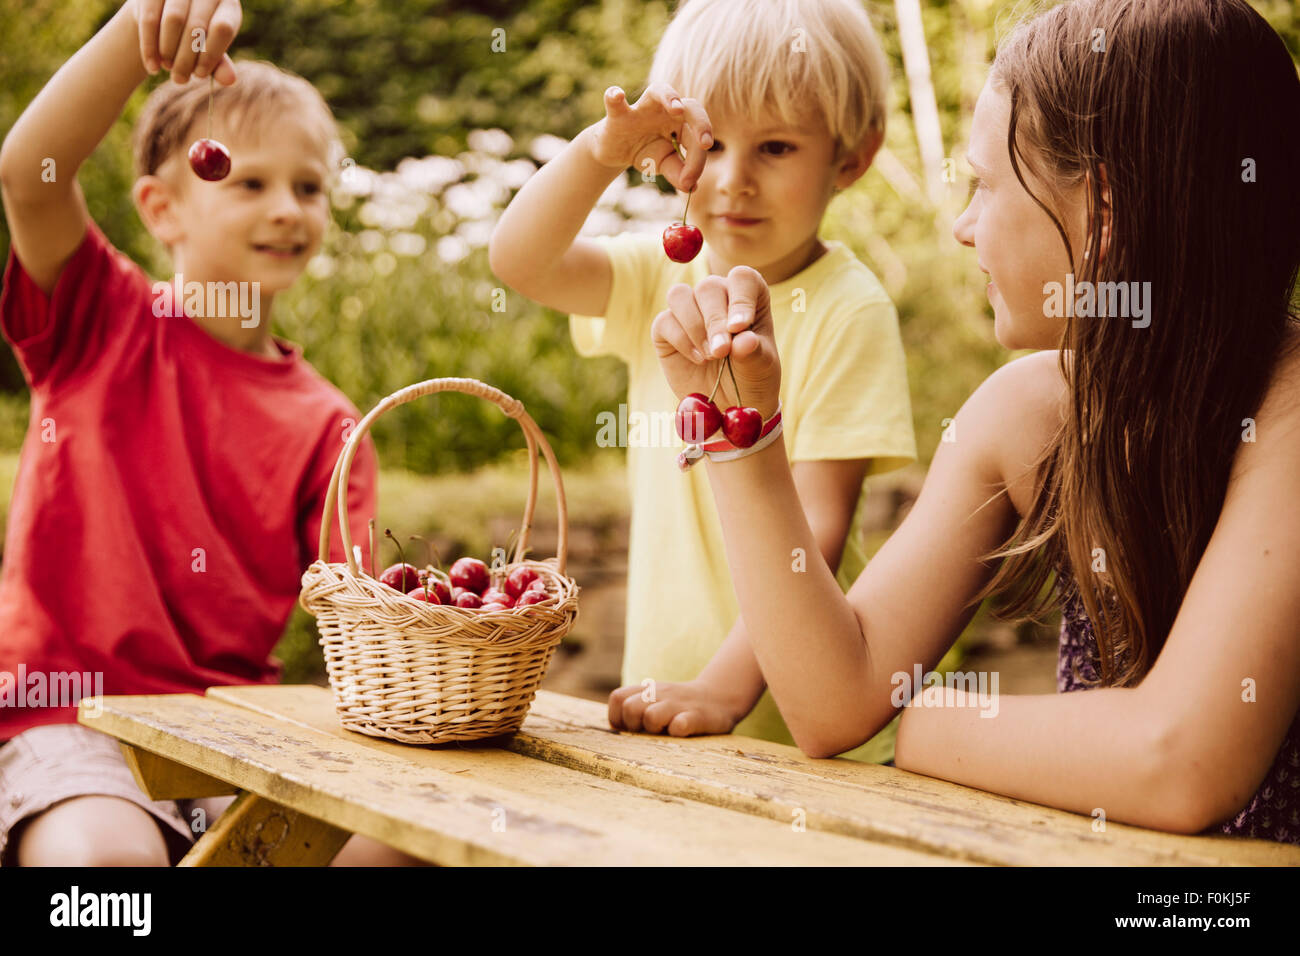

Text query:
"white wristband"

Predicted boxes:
[[704, 420, 783, 463]]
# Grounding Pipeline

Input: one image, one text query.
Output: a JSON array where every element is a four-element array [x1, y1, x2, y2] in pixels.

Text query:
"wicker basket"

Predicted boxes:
[[299, 377, 580, 744]]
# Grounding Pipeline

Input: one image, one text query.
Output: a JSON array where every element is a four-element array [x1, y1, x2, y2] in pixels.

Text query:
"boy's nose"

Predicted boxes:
[[952, 202, 976, 247], [716, 156, 756, 197]]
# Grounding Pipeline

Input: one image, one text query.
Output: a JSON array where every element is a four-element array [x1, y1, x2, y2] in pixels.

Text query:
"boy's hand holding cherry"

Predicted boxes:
[[132, 0, 241, 85], [653, 267, 783, 450], [132, 0, 242, 180], [586, 83, 713, 193]]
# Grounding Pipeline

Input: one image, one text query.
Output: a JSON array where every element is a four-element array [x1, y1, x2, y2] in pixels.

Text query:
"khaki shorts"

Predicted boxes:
[[0, 723, 199, 866]]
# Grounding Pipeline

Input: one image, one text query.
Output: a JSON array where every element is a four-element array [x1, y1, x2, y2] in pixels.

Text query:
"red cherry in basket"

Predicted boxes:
[[422, 576, 451, 604], [481, 587, 514, 608], [722, 406, 763, 448], [525, 578, 546, 593], [505, 566, 539, 599], [675, 393, 723, 443], [379, 563, 421, 592], [480, 601, 510, 612], [663, 222, 703, 263], [188, 139, 231, 181], [454, 590, 483, 609], [407, 587, 441, 604], [516, 589, 549, 607], [449, 557, 490, 594]]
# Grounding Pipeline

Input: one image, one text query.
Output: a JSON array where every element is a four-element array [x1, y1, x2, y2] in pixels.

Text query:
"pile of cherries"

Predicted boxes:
[[675, 354, 762, 448], [373, 530, 550, 611]]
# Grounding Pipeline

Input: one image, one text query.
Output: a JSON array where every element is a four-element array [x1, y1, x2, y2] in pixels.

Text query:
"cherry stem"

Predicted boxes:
[[409, 534, 440, 571], [706, 357, 727, 405], [670, 132, 694, 224], [385, 528, 408, 584], [726, 355, 744, 408]]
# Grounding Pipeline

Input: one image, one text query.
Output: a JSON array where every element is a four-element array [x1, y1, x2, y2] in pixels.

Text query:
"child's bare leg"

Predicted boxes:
[[16, 795, 171, 867]]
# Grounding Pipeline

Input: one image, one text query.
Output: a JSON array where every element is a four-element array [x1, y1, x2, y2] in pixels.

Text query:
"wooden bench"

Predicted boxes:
[[77, 685, 1300, 866]]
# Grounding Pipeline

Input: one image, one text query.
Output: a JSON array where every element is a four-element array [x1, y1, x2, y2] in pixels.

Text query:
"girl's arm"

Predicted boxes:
[[617, 458, 871, 734], [0, 0, 240, 294], [899, 350, 1300, 833], [653, 267, 1230, 833]]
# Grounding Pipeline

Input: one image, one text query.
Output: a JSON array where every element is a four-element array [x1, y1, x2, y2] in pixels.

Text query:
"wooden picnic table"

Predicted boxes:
[[76, 685, 1300, 866]]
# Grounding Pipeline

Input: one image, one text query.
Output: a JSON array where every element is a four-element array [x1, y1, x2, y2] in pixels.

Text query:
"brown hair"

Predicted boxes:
[[132, 59, 340, 182], [977, 0, 1300, 686]]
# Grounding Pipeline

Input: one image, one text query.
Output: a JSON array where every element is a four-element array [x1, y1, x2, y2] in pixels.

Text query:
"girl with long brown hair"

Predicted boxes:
[[611, 0, 1300, 844]]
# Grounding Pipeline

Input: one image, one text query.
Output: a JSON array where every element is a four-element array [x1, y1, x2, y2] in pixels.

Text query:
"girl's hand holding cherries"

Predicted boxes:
[[653, 267, 783, 454]]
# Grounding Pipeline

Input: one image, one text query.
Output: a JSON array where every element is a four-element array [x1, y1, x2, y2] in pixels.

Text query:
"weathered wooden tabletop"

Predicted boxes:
[[76, 685, 1300, 866]]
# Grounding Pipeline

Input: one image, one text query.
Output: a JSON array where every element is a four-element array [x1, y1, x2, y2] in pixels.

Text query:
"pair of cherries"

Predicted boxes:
[[187, 75, 232, 181], [675, 354, 762, 448]]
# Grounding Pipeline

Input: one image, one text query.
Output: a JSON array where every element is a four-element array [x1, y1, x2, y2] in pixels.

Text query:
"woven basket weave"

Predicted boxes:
[[299, 377, 580, 744]]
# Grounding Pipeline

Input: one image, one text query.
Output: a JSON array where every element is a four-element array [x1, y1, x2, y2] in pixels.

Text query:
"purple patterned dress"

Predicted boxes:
[[1058, 574, 1300, 845]]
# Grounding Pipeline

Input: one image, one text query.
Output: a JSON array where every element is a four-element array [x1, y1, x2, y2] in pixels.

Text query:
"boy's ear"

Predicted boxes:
[[834, 127, 884, 192], [132, 173, 187, 248]]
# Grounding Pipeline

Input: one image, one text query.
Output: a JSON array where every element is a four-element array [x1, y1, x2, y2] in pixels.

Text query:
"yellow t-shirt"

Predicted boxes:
[[570, 233, 917, 763]]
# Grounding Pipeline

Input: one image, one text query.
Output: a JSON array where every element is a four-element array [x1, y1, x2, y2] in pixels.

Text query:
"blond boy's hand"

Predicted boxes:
[[132, 0, 242, 85], [587, 84, 713, 192], [607, 678, 749, 737]]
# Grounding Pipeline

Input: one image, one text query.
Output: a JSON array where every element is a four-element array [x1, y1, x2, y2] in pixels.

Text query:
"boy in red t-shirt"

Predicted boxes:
[[0, 1, 412, 865]]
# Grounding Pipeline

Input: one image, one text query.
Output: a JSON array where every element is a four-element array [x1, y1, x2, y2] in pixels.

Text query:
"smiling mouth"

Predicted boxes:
[[716, 215, 763, 226], [253, 244, 306, 256]]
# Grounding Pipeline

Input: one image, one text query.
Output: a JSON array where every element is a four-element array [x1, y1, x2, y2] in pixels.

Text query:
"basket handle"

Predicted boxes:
[[317, 377, 569, 577]]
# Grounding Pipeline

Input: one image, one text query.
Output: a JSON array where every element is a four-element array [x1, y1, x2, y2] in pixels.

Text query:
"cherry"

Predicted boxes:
[[449, 557, 490, 595], [504, 566, 539, 599], [188, 139, 231, 181], [421, 574, 451, 604], [675, 392, 723, 443], [480, 601, 511, 612], [516, 589, 550, 607], [453, 590, 483, 609], [481, 587, 514, 608], [525, 577, 546, 593], [662, 132, 703, 263], [663, 222, 703, 263], [188, 77, 230, 181], [407, 586, 441, 604], [722, 406, 763, 448], [379, 562, 421, 593]]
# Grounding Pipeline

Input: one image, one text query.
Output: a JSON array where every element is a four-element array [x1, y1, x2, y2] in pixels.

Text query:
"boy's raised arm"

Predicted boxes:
[[0, 0, 239, 294], [489, 84, 712, 318]]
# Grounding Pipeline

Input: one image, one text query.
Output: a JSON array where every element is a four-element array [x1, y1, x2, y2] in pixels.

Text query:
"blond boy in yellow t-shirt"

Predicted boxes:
[[490, 0, 918, 762]]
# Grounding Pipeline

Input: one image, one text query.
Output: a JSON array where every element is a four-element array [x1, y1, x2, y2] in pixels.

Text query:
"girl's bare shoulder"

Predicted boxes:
[[969, 350, 1068, 516]]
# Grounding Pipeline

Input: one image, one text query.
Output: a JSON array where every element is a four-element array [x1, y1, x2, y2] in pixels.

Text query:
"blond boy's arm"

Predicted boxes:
[[696, 458, 871, 719], [488, 127, 621, 318], [490, 84, 713, 319], [0, 0, 240, 295]]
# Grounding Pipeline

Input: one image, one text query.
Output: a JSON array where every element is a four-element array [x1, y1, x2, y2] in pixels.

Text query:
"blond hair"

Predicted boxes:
[[647, 0, 889, 160], [133, 59, 340, 183]]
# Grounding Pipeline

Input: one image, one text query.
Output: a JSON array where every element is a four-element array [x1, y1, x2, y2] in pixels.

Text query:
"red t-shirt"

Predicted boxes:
[[0, 220, 378, 739]]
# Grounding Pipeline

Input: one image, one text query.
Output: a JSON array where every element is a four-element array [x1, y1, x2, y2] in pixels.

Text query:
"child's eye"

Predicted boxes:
[[706, 139, 723, 153], [239, 178, 263, 191], [763, 142, 794, 156], [299, 182, 322, 195]]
